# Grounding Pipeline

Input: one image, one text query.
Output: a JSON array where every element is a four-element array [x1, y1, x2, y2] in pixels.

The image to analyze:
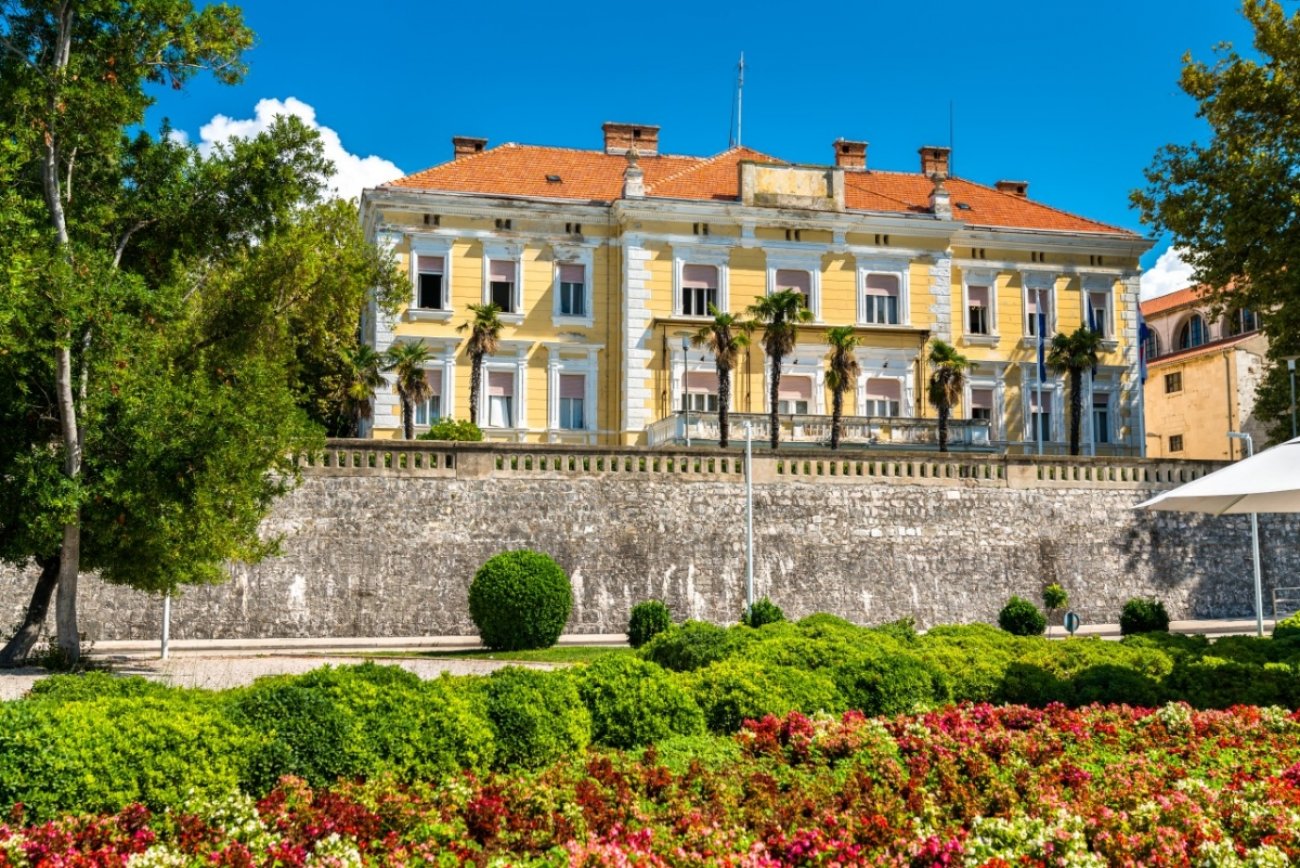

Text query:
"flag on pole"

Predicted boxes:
[[1086, 302, 1099, 379], [1036, 311, 1047, 383], [1138, 315, 1151, 384]]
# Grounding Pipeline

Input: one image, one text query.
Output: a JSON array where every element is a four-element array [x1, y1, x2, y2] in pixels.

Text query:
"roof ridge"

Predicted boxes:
[[385, 142, 521, 186], [647, 145, 785, 193]]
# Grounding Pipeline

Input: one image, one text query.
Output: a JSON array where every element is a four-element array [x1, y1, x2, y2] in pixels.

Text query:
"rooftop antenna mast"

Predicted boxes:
[[729, 52, 745, 149], [948, 99, 954, 174]]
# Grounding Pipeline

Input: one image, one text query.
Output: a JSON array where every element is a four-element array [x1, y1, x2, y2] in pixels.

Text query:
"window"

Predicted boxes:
[[863, 378, 902, 417], [1169, 434, 1184, 453], [413, 370, 443, 426], [1026, 287, 1052, 337], [1164, 371, 1183, 394], [1144, 329, 1161, 361], [1225, 308, 1258, 337], [683, 371, 719, 412], [558, 263, 586, 318], [863, 274, 901, 325], [681, 264, 719, 317], [488, 259, 517, 313], [776, 269, 812, 312], [1029, 390, 1052, 441], [967, 285, 991, 335], [969, 387, 994, 424], [1092, 394, 1111, 444], [416, 255, 445, 310], [776, 376, 812, 415], [487, 370, 515, 428], [558, 374, 585, 430], [1087, 291, 1109, 338], [1177, 314, 1206, 350]]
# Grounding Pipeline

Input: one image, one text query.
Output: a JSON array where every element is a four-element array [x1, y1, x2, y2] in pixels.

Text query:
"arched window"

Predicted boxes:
[[1143, 329, 1161, 361], [1177, 314, 1207, 350], [1225, 308, 1258, 336]]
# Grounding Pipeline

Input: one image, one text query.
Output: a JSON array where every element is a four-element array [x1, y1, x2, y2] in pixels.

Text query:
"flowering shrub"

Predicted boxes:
[[6, 703, 1300, 865]]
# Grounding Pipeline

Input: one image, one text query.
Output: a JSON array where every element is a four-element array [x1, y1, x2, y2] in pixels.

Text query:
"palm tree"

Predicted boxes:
[[825, 326, 861, 450], [1047, 326, 1104, 456], [927, 339, 973, 453], [749, 289, 812, 449], [384, 342, 434, 440], [337, 343, 386, 437], [692, 305, 753, 448], [457, 303, 504, 425]]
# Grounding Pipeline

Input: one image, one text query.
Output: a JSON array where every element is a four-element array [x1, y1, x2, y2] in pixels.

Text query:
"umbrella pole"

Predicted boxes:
[[1228, 431, 1265, 637]]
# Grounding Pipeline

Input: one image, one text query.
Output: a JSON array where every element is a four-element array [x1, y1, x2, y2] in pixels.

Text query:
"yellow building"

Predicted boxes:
[[359, 123, 1151, 451], [1141, 286, 1269, 460]]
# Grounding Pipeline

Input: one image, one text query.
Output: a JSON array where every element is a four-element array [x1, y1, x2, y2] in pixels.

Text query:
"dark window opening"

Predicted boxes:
[[418, 273, 443, 309]]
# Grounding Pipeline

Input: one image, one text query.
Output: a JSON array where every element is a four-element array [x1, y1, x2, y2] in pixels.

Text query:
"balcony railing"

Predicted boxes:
[[645, 412, 995, 450]]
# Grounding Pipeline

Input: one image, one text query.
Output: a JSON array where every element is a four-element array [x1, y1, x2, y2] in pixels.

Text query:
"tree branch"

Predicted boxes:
[[113, 218, 157, 269]]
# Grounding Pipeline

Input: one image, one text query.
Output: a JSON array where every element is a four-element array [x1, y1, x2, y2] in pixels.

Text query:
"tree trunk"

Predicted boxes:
[[1070, 369, 1083, 456], [469, 352, 482, 425], [768, 352, 783, 450], [0, 557, 60, 668], [831, 386, 843, 450], [718, 366, 731, 449], [938, 403, 950, 453], [401, 395, 413, 440]]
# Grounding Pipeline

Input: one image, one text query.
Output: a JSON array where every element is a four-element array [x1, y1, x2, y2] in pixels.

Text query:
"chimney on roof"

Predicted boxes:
[[995, 179, 1029, 198], [603, 122, 659, 156], [622, 149, 645, 199], [833, 138, 868, 170], [929, 174, 953, 220], [452, 136, 487, 160], [919, 145, 951, 178]]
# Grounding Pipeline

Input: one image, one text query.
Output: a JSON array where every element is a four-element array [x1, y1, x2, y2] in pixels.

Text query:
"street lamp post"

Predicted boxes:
[[1227, 431, 1265, 637], [744, 421, 754, 616], [1287, 357, 1298, 440], [682, 337, 691, 448]]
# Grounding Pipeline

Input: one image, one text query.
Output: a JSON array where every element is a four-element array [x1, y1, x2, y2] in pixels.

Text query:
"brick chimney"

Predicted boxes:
[[919, 145, 951, 178], [996, 179, 1029, 198], [452, 136, 487, 160], [602, 122, 659, 156], [833, 138, 868, 170]]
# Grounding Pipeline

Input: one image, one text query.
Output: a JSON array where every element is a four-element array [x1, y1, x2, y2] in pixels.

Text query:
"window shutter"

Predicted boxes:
[[418, 255, 444, 273], [488, 371, 513, 397], [559, 374, 584, 399], [864, 378, 901, 401], [864, 274, 899, 297], [685, 371, 719, 392], [778, 376, 813, 401], [970, 388, 993, 410], [682, 264, 718, 289], [426, 369, 442, 396], [489, 260, 516, 283], [559, 263, 584, 284], [776, 269, 810, 294], [968, 286, 989, 308]]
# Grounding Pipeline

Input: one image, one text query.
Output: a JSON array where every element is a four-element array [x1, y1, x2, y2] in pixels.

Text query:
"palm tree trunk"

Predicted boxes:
[[0, 556, 59, 668], [402, 396, 413, 440], [469, 352, 482, 425], [718, 367, 731, 449], [938, 404, 950, 453], [768, 352, 782, 450], [1070, 369, 1083, 456], [831, 386, 843, 450]]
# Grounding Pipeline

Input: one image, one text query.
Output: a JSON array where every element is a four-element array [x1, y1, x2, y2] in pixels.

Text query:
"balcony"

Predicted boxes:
[[645, 412, 996, 451]]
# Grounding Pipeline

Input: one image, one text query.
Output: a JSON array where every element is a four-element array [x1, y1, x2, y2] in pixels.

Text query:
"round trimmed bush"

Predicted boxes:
[[627, 600, 673, 649], [832, 648, 950, 716], [686, 659, 842, 733], [1119, 597, 1170, 635], [742, 597, 785, 628], [468, 550, 573, 651], [639, 621, 757, 672], [577, 655, 705, 748], [228, 678, 355, 791], [998, 596, 1047, 636], [481, 667, 590, 768]]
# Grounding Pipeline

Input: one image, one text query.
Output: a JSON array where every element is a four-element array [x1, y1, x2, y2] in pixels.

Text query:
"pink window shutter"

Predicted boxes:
[[864, 273, 899, 297], [1030, 390, 1046, 411], [1027, 292, 1040, 315], [778, 376, 813, 401], [488, 371, 513, 397], [682, 264, 718, 289], [970, 388, 992, 410], [776, 269, 811, 294], [685, 371, 719, 392], [559, 374, 584, 399], [968, 286, 989, 308], [864, 378, 901, 401], [418, 255, 444, 273], [559, 264, 584, 284], [489, 260, 516, 283], [426, 369, 443, 397]]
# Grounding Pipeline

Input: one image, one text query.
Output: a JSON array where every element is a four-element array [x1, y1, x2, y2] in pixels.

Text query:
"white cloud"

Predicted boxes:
[[195, 97, 403, 202], [1140, 246, 1197, 300]]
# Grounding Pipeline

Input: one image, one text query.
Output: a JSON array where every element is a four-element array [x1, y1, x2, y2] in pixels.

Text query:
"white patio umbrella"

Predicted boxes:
[[1135, 435, 1300, 636]]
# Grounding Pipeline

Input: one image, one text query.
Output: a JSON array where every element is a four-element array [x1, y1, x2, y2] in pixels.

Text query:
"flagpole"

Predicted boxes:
[[1035, 302, 1045, 456]]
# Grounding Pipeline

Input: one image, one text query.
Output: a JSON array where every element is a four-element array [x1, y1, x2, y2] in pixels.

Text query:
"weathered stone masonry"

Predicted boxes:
[[2, 442, 1296, 640]]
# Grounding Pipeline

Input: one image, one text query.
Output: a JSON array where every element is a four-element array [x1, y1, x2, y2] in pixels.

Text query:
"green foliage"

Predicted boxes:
[[1274, 611, 1300, 639], [1047, 328, 1105, 455], [639, 621, 758, 672], [687, 659, 842, 733], [1043, 583, 1069, 612], [228, 678, 355, 791], [796, 613, 856, 630], [24, 672, 183, 702], [577, 655, 705, 749], [1120, 598, 1171, 635], [646, 734, 743, 775], [416, 418, 484, 442], [869, 617, 919, 642], [627, 600, 673, 649], [999, 597, 1047, 636], [833, 649, 951, 716], [481, 667, 590, 768], [741, 597, 785, 628], [468, 550, 573, 651]]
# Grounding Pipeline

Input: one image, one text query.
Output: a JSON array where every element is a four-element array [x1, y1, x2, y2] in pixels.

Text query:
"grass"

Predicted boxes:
[[364, 645, 631, 664]]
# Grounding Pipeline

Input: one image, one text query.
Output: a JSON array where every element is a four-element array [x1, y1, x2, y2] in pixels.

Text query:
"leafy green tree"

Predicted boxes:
[[825, 327, 861, 450], [385, 342, 434, 440], [691, 305, 753, 448], [1132, 0, 1300, 443], [458, 303, 504, 426], [334, 344, 387, 438], [749, 290, 812, 449], [1047, 327, 1103, 456], [926, 340, 973, 453]]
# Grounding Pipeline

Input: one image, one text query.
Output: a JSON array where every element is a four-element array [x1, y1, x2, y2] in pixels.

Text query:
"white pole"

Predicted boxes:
[[1086, 374, 1096, 457], [744, 421, 755, 615], [682, 338, 691, 448], [1228, 432, 1264, 637], [161, 593, 171, 660], [1137, 381, 1147, 458]]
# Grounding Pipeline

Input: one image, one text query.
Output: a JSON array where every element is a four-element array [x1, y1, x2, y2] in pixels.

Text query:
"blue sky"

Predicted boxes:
[[149, 1, 1258, 297]]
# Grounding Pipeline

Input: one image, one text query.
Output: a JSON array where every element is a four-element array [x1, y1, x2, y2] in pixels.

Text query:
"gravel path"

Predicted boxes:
[[0, 654, 538, 700]]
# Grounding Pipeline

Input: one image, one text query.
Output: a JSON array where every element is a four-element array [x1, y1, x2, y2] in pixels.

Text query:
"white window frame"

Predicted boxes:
[[477, 341, 530, 435], [1020, 364, 1063, 443], [963, 371, 1005, 440], [671, 343, 732, 413], [551, 245, 595, 328], [482, 241, 525, 324], [856, 258, 911, 327], [961, 268, 999, 346], [766, 251, 824, 322], [1081, 275, 1117, 349], [854, 350, 916, 418], [545, 344, 600, 441], [763, 348, 826, 416], [1021, 272, 1057, 347], [1089, 386, 1115, 447], [673, 246, 730, 320], [408, 237, 455, 322]]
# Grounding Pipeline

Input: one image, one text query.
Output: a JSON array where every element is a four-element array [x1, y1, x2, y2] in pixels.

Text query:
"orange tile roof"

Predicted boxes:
[[383, 143, 1137, 235], [1140, 285, 1212, 318]]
